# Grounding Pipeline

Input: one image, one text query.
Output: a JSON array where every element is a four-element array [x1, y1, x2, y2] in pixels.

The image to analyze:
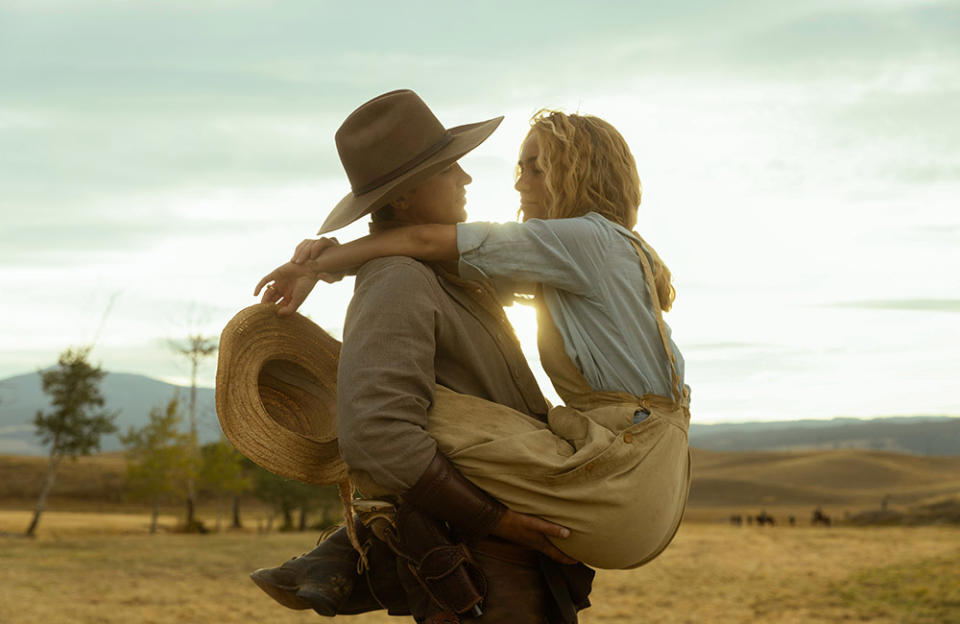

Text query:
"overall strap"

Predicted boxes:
[[628, 233, 682, 402]]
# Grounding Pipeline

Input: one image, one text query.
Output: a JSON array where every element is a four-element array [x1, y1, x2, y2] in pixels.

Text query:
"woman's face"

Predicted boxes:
[[514, 133, 548, 221]]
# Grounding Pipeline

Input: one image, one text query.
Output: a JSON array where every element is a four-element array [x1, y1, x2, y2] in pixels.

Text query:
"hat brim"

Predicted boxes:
[[215, 303, 348, 485], [318, 115, 504, 234]]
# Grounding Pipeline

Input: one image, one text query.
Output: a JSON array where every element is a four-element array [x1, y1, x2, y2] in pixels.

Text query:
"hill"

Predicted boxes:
[[0, 371, 219, 455], [4, 448, 959, 517], [688, 448, 960, 509], [689, 416, 960, 455]]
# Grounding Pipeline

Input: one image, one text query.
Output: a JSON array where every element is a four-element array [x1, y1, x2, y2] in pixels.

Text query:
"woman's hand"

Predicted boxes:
[[491, 509, 578, 565], [291, 237, 339, 264], [290, 237, 348, 283], [254, 262, 320, 316]]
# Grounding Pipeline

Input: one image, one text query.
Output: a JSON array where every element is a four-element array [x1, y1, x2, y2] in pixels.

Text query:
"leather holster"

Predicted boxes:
[[368, 500, 486, 618], [367, 449, 508, 618]]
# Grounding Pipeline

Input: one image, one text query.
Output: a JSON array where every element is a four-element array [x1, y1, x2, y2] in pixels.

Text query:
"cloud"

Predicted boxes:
[[830, 299, 960, 313], [3, 0, 956, 208], [0, 110, 345, 203], [909, 224, 960, 241], [724, 4, 960, 67], [2, 1, 958, 424]]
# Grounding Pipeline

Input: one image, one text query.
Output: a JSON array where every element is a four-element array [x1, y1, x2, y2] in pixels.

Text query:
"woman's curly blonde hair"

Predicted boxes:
[[523, 110, 676, 311]]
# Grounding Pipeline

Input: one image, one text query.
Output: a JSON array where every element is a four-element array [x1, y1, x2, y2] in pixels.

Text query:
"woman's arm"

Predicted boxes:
[[297, 224, 458, 275], [456, 217, 604, 296], [254, 224, 457, 316]]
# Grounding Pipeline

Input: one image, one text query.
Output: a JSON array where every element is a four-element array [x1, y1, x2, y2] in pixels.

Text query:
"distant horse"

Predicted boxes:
[[811, 508, 831, 527], [755, 511, 775, 526], [729, 514, 743, 526]]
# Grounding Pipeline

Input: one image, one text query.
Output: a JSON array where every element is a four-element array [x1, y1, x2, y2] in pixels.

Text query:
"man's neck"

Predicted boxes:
[[369, 219, 460, 274], [368, 219, 407, 234]]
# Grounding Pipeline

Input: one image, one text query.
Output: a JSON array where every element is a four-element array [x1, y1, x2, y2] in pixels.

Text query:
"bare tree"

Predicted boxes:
[[167, 333, 218, 530], [167, 334, 217, 437]]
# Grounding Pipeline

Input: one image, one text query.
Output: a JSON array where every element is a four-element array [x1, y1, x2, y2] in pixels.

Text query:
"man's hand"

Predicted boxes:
[[253, 262, 319, 316], [491, 509, 578, 565]]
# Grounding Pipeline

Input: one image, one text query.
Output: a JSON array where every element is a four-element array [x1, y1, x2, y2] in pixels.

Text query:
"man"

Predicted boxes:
[[254, 90, 594, 622]]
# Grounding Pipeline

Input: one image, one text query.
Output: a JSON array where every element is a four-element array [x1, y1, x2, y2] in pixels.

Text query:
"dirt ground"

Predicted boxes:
[[1, 511, 957, 623]]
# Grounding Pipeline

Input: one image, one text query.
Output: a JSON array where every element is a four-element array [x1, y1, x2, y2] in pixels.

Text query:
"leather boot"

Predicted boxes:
[[251, 451, 507, 618], [249, 525, 360, 615], [250, 518, 412, 617]]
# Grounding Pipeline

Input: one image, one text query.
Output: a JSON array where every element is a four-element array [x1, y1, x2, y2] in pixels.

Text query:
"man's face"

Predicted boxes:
[[398, 162, 472, 225]]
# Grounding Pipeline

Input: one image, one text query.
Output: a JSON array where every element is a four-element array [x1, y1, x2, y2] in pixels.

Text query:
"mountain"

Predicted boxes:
[[3, 369, 958, 457], [0, 371, 220, 455], [689, 416, 960, 455]]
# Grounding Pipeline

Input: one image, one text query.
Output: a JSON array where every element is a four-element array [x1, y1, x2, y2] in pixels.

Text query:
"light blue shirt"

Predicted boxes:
[[456, 212, 684, 399]]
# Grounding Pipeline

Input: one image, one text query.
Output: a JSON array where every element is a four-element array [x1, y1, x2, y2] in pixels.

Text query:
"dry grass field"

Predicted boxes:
[[1, 519, 957, 623], [3, 449, 959, 622]]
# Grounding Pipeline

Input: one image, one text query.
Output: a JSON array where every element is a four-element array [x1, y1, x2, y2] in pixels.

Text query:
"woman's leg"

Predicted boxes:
[[428, 386, 691, 569]]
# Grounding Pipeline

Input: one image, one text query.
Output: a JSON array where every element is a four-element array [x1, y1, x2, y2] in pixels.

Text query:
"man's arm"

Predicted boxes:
[[336, 257, 442, 492], [407, 448, 575, 563]]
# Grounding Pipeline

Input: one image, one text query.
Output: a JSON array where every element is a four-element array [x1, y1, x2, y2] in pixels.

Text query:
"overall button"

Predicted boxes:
[[623, 433, 634, 444]]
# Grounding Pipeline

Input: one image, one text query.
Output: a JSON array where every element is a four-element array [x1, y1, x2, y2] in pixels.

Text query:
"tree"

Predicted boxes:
[[27, 347, 117, 537], [120, 396, 193, 534], [248, 463, 326, 532], [199, 439, 250, 531], [167, 333, 217, 530]]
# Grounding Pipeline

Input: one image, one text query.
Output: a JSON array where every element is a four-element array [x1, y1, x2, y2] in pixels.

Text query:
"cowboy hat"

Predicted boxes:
[[318, 89, 503, 234], [216, 303, 348, 485]]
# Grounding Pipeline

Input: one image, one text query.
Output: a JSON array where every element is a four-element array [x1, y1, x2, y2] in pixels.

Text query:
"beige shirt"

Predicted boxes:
[[336, 255, 548, 494]]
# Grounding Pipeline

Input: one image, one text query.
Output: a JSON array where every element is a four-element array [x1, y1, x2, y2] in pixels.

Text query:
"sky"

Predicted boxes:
[[1, 0, 958, 423]]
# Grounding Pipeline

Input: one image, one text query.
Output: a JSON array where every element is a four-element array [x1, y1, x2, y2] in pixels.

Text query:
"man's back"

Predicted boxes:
[[337, 255, 547, 494]]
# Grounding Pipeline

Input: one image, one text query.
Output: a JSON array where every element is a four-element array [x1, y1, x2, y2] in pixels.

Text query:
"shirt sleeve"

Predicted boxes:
[[336, 257, 441, 494], [456, 217, 605, 296]]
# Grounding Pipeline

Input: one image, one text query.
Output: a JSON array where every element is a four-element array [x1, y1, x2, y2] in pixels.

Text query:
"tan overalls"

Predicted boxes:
[[427, 236, 691, 570]]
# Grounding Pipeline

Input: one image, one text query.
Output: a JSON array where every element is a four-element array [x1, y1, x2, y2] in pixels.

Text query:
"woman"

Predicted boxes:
[[259, 110, 690, 570]]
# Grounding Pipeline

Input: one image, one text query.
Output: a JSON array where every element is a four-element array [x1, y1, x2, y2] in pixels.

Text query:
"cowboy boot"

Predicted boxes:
[[249, 524, 360, 615], [251, 451, 504, 617], [250, 503, 414, 617]]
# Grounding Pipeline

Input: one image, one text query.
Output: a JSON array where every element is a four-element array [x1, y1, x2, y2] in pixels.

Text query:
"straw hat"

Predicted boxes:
[[318, 89, 503, 234], [215, 303, 347, 485]]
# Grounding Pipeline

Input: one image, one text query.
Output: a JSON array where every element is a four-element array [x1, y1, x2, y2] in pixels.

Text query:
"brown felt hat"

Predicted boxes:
[[215, 303, 347, 485], [318, 89, 503, 234]]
